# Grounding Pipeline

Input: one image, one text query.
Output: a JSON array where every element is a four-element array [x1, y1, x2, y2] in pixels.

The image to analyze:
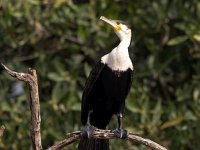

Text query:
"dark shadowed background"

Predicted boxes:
[[0, 0, 200, 149]]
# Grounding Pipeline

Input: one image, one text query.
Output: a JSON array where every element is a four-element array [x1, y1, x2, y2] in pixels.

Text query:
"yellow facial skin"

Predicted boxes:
[[114, 24, 122, 32]]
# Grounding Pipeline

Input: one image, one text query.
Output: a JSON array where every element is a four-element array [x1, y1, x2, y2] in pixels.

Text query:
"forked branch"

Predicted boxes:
[[1, 64, 168, 150], [1, 64, 42, 150]]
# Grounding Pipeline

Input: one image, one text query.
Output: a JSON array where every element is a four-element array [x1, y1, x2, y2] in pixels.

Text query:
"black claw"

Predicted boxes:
[[112, 128, 128, 139], [80, 124, 96, 139]]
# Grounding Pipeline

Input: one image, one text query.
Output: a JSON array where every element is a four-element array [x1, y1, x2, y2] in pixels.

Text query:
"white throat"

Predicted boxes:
[[101, 39, 133, 71]]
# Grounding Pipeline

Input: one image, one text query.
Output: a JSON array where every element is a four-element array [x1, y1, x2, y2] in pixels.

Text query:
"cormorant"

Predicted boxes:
[[78, 16, 133, 150]]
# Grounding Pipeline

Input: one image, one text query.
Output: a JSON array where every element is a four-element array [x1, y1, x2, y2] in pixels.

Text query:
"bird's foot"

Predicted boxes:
[[80, 124, 96, 139], [112, 128, 128, 139]]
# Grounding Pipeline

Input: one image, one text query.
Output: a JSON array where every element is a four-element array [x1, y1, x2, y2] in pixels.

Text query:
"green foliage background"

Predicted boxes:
[[0, 0, 200, 149]]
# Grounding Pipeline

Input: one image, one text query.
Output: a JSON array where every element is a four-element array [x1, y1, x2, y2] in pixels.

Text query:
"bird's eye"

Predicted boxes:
[[116, 22, 120, 25]]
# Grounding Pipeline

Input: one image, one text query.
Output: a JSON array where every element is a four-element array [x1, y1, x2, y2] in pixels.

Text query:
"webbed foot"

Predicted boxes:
[[80, 124, 96, 139], [112, 128, 128, 139]]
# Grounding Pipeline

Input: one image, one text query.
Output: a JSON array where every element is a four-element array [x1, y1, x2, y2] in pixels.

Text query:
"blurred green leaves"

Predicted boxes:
[[0, 0, 200, 150], [167, 36, 188, 46]]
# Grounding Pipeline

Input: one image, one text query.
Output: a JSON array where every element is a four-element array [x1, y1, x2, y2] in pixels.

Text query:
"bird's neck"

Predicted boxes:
[[116, 39, 131, 54], [118, 38, 131, 49], [101, 38, 133, 71]]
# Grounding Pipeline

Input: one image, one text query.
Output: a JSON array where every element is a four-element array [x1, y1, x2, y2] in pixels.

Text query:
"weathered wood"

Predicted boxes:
[[47, 129, 168, 150], [1, 64, 42, 150], [2, 64, 168, 150]]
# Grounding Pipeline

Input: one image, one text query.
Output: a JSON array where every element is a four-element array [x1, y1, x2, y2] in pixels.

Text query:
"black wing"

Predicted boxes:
[[125, 68, 134, 99], [81, 60, 105, 124]]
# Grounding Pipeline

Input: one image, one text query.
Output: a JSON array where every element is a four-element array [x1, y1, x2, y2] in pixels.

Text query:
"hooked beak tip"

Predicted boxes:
[[100, 16, 116, 28], [100, 16, 106, 20]]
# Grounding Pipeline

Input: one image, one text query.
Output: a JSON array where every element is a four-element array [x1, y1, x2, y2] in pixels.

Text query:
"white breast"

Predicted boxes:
[[101, 47, 133, 71]]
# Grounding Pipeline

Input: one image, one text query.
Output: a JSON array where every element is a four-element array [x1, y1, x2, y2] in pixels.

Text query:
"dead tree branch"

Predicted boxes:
[[1, 64, 168, 150], [1, 64, 42, 150], [47, 129, 168, 150]]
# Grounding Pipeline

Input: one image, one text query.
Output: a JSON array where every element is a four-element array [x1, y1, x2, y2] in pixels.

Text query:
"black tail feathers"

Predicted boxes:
[[78, 138, 109, 150]]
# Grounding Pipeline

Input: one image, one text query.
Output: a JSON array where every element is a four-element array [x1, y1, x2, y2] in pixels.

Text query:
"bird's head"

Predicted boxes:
[[100, 16, 131, 42]]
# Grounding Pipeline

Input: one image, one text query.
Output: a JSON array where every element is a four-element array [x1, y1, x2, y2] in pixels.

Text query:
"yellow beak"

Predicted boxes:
[[100, 16, 122, 32]]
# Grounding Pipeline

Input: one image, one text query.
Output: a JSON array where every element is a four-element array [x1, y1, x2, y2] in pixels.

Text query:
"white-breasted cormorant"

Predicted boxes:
[[78, 16, 133, 150]]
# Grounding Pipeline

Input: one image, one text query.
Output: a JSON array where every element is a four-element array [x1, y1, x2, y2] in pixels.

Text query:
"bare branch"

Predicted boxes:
[[1, 64, 33, 82], [1, 64, 167, 150], [1, 64, 42, 150], [47, 129, 168, 150]]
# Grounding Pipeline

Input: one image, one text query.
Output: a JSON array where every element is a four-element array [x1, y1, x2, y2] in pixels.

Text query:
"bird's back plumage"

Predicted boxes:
[[81, 60, 133, 127], [79, 60, 133, 150], [81, 61, 105, 126]]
